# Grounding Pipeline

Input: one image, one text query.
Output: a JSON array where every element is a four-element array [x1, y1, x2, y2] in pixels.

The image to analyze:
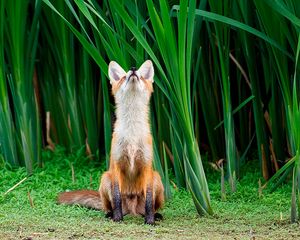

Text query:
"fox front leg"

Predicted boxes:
[[144, 187, 155, 225], [112, 182, 123, 222]]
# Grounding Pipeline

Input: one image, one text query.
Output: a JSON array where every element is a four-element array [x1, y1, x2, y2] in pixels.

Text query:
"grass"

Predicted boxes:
[[0, 148, 299, 240], [0, 0, 298, 219]]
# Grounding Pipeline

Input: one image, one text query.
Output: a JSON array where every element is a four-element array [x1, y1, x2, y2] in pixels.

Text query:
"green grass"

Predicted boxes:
[[0, 0, 298, 220], [0, 148, 299, 240]]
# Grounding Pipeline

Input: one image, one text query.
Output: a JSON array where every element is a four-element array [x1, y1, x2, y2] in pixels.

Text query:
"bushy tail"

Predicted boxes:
[[57, 190, 102, 210]]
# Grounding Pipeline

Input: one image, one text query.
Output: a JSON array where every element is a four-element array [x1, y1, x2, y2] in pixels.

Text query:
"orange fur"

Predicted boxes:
[[58, 190, 102, 210]]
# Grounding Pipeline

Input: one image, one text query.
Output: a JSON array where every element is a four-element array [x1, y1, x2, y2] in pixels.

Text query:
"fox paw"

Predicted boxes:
[[112, 212, 123, 222], [154, 213, 163, 221], [144, 215, 155, 225]]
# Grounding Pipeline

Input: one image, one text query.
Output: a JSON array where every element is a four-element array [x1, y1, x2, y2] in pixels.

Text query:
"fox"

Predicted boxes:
[[58, 60, 164, 225]]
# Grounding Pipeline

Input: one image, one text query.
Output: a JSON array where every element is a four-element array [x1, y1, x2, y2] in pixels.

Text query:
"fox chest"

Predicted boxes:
[[111, 138, 152, 172]]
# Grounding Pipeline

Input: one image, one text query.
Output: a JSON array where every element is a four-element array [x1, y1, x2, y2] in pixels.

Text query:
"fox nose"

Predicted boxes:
[[130, 67, 136, 72]]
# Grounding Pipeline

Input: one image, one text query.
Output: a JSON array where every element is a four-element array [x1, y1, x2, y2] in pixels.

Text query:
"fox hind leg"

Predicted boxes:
[[99, 171, 123, 222], [99, 171, 113, 213], [153, 171, 164, 213]]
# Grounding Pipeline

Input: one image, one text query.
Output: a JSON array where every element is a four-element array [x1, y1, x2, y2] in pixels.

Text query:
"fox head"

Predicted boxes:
[[108, 60, 154, 104]]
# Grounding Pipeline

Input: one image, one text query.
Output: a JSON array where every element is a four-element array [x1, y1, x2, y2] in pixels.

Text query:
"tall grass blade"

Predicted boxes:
[[0, 0, 18, 168], [4, 0, 42, 173]]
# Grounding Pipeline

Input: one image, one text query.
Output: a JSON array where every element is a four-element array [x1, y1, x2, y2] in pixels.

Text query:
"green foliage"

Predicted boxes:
[[0, 0, 41, 174], [1, 0, 300, 221], [39, 1, 85, 149], [0, 0, 18, 168], [0, 150, 296, 239]]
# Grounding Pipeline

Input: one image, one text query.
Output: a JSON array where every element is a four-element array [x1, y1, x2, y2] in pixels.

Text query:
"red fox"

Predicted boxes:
[[58, 60, 164, 224]]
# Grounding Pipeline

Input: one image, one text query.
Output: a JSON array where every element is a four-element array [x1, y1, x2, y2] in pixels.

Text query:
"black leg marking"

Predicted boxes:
[[154, 212, 163, 221], [112, 182, 123, 222], [145, 187, 155, 225]]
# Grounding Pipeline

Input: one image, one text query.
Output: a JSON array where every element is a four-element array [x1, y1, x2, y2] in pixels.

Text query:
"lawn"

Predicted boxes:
[[0, 148, 299, 240]]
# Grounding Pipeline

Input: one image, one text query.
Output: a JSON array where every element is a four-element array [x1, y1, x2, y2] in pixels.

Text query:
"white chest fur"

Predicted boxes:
[[111, 90, 153, 169]]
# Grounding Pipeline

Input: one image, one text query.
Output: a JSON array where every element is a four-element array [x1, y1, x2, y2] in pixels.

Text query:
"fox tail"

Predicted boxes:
[[57, 190, 102, 210]]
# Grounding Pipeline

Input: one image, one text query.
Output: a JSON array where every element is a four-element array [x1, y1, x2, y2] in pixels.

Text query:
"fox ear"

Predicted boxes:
[[108, 61, 126, 84], [138, 60, 154, 82]]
